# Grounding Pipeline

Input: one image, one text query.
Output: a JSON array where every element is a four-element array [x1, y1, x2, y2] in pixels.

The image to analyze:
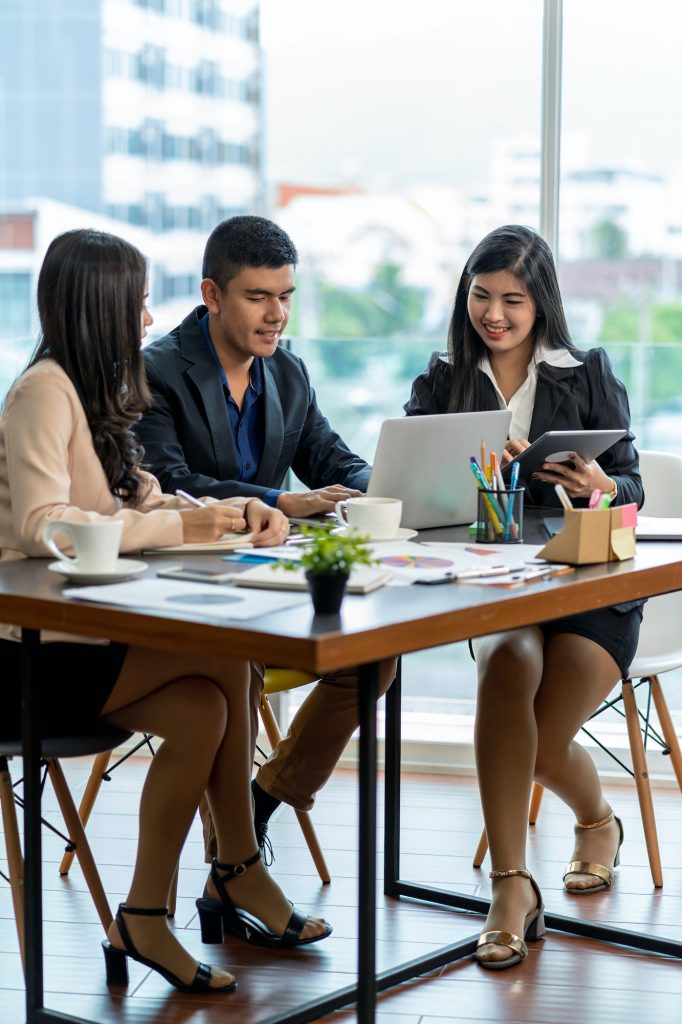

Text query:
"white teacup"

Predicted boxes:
[[334, 496, 403, 540], [43, 520, 124, 574]]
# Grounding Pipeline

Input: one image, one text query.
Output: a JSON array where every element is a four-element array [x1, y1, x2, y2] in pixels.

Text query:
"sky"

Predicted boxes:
[[259, 0, 682, 193]]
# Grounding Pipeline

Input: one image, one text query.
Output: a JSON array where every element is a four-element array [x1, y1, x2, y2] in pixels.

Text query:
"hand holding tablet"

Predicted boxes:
[[501, 430, 626, 483]]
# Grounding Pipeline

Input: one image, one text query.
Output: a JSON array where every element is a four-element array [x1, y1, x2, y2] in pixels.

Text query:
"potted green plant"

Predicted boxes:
[[281, 525, 377, 613]]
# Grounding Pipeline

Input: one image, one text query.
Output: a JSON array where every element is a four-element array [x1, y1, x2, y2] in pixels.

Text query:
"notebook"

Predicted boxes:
[[231, 563, 393, 594], [635, 516, 682, 540], [366, 410, 512, 529], [144, 534, 252, 554]]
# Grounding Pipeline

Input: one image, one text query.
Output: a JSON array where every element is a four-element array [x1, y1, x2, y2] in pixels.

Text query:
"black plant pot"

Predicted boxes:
[[305, 570, 349, 614]]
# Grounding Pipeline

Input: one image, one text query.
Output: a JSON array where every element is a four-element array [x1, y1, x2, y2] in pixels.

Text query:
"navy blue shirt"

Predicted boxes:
[[199, 313, 280, 507]]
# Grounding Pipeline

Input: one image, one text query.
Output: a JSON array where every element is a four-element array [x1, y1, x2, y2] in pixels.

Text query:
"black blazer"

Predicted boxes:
[[137, 307, 371, 499], [404, 347, 643, 510]]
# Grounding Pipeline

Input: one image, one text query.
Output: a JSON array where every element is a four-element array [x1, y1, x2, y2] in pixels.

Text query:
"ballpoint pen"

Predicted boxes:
[[490, 451, 508, 514], [469, 458, 505, 533], [502, 461, 521, 540], [414, 564, 524, 585], [175, 488, 207, 508]]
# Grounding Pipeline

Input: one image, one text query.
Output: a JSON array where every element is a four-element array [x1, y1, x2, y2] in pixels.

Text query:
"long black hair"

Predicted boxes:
[[445, 225, 578, 412], [30, 228, 151, 505]]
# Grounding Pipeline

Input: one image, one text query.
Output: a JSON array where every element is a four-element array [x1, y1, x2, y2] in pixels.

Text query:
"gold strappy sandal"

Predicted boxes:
[[563, 812, 624, 894], [475, 869, 545, 971]]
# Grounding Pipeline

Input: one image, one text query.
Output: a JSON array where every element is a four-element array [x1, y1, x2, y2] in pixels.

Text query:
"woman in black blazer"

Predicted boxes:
[[405, 226, 643, 971]]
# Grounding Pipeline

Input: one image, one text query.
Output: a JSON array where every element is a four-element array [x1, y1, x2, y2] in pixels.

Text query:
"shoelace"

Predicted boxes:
[[255, 820, 275, 867]]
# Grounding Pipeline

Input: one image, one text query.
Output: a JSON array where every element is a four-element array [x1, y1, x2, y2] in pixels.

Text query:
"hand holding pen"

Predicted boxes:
[[175, 490, 290, 546]]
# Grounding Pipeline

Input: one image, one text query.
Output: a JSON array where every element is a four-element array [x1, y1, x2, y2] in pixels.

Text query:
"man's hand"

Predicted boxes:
[[277, 484, 363, 517], [244, 499, 290, 547]]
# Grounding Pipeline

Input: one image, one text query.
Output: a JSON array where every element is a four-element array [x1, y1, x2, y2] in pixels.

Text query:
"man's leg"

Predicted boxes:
[[253, 658, 397, 827]]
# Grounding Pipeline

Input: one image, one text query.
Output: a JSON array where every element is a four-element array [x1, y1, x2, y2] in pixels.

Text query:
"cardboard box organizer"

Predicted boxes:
[[538, 503, 637, 566]]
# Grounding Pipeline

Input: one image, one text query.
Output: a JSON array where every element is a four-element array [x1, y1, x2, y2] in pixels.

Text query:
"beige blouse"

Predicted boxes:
[[0, 359, 244, 642]]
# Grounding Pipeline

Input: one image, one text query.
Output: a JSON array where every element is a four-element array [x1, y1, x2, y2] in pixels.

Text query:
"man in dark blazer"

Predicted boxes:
[[138, 215, 396, 870]]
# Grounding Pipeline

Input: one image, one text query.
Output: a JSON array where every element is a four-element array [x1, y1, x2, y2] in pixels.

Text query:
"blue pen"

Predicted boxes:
[[469, 457, 506, 532], [503, 461, 521, 540]]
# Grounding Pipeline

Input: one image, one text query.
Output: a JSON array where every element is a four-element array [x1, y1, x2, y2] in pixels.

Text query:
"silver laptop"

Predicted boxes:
[[366, 411, 513, 529]]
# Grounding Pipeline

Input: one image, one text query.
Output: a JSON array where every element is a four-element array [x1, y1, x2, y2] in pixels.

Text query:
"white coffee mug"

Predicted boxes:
[[43, 520, 124, 574], [334, 496, 403, 540]]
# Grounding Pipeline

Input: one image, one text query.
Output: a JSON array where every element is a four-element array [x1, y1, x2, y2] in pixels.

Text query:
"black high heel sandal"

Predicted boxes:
[[196, 850, 332, 948], [102, 903, 237, 993]]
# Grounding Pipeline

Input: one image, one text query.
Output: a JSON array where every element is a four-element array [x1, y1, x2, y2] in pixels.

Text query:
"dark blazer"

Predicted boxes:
[[138, 307, 371, 499], [404, 347, 643, 510]]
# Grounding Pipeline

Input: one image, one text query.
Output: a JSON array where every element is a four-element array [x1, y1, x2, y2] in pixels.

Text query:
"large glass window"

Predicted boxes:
[[560, 0, 682, 730], [260, 0, 543, 739]]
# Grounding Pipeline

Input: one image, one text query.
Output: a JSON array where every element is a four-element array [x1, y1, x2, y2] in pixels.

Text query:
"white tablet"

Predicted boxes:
[[501, 429, 626, 483]]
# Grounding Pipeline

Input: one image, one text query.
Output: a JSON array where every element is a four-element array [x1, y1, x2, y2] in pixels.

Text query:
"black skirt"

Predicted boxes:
[[469, 604, 643, 680], [0, 639, 128, 741]]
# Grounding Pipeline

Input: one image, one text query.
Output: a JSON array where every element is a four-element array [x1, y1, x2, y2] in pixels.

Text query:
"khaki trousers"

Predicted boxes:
[[200, 657, 397, 861]]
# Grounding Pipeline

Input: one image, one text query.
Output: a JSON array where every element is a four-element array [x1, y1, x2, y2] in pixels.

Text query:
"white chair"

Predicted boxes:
[[474, 450, 682, 886]]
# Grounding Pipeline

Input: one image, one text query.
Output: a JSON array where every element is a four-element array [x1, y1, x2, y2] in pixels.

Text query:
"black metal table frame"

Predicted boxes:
[[21, 628, 388, 1024], [20, 631, 682, 1024]]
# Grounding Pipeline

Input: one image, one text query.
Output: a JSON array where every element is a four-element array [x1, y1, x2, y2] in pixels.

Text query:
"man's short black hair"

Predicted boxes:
[[202, 215, 298, 291]]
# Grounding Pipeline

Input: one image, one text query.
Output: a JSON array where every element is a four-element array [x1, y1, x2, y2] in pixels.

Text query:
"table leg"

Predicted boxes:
[[357, 660, 379, 1023], [22, 628, 92, 1024], [22, 627, 44, 1023]]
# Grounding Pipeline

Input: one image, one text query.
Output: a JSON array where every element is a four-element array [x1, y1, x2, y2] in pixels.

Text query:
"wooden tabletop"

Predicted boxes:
[[2, 521, 681, 673]]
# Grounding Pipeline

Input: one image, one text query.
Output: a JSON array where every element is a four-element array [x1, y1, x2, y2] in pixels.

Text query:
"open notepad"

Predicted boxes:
[[635, 516, 682, 540], [144, 533, 253, 554], [232, 563, 393, 594]]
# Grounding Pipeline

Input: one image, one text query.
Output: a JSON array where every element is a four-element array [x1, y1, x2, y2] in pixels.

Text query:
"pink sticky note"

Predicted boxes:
[[618, 503, 638, 528]]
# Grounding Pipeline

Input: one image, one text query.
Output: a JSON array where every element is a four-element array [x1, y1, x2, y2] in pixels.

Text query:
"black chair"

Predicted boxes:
[[0, 723, 132, 974]]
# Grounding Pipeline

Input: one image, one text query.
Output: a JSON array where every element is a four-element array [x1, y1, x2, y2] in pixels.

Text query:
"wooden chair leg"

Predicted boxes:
[[0, 757, 25, 973], [46, 759, 113, 930], [258, 694, 331, 883], [622, 680, 663, 887], [58, 750, 111, 876], [472, 827, 489, 869], [650, 676, 682, 794], [473, 781, 545, 868]]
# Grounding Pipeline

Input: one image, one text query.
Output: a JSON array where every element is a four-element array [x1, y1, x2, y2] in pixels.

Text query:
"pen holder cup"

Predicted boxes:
[[538, 503, 637, 565], [475, 487, 524, 544]]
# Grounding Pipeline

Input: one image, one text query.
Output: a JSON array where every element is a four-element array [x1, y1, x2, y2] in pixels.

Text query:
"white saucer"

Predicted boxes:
[[48, 558, 148, 585], [331, 526, 418, 542]]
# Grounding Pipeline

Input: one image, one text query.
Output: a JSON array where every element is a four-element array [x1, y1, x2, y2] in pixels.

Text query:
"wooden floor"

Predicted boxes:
[[1, 758, 681, 1024]]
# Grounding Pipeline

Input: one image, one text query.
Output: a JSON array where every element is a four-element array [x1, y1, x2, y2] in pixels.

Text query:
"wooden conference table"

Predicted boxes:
[[2, 517, 682, 1024]]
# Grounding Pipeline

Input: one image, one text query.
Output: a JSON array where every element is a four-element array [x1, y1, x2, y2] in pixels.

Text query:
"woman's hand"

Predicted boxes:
[[502, 438, 530, 466], [244, 499, 290, 547], [179, 505, 247, 543], [532, 453, 614, 499]]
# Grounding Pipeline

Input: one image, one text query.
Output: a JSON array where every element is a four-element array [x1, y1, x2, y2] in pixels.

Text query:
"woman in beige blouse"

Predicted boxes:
[[0, 229, 330, 995]]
